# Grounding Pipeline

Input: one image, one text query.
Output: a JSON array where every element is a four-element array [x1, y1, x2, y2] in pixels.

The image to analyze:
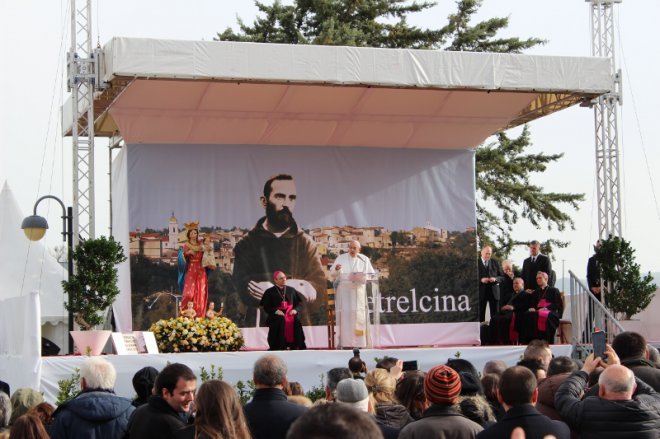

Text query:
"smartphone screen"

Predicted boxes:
[[592, 331, 606, 359]]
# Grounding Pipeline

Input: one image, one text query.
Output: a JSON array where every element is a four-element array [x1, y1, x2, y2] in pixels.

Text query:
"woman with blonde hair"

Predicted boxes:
[[175, 380, 251, 439], [364, 368, 413, 428]]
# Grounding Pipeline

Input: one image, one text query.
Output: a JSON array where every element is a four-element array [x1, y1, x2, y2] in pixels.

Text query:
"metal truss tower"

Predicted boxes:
[[68, 0, 100, 244], [589, 0, 623, 239]]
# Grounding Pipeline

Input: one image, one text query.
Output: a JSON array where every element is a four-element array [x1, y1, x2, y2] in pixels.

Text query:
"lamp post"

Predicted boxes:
[[21, 195, 74, 354]]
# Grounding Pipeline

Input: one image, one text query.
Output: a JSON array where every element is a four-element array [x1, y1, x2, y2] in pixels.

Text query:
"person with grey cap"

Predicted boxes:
[[324, 367, 352, 402], [335, 378, 399, 439]]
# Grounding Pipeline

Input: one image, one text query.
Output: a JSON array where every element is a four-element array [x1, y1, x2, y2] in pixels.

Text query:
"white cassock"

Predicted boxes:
[[329, 253, 376, 348]]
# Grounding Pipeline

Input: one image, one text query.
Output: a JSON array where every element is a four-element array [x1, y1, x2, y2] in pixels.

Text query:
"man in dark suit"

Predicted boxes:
[[477, 366, 570, 439], [521, 241, 552, 292], [585, 240, 603, 336], [478, 245, 505, 322], [586, 241, 602, 297]]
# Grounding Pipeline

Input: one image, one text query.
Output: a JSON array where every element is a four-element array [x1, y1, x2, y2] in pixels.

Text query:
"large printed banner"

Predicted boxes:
[[126, 144, 478, 347]]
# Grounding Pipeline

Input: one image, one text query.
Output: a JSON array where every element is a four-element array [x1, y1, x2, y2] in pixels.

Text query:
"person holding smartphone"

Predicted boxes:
[[555, 345, 660, 437]]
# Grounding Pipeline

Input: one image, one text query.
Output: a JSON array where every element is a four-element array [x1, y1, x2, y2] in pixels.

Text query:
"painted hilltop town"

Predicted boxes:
[[129, 214, 477, 328], [129, 214, 464, 276]]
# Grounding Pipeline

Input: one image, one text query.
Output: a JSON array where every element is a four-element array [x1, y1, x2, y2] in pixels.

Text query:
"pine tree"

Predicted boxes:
[[217, 0, 582, 248], [475, 127, 583, 252]]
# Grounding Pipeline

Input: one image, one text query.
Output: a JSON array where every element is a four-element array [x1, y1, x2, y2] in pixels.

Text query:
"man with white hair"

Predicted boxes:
[[329, 240, 376, 348], [49, 357, 135, 439], [555, 344, 660, 438]]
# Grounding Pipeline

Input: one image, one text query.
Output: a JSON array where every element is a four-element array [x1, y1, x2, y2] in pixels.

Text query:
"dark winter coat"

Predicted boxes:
[[243, 387, 307, 439], [536, 373, 571, 420], [374, 401, 414, 428], [458, 395, 496, 427], [399, 404, 483, 439], [125, 395, 191, 439], [555, 370, 660, 438], [49, 389, 135, 439], [476, 404, 570, 439]]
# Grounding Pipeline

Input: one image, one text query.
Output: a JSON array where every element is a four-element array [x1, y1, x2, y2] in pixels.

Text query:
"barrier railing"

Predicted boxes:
[[568, 270, 624, 358]]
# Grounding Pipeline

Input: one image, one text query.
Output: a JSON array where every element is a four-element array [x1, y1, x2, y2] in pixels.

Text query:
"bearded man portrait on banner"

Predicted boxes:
[[178, 221, 208, 317], [232, 173, 326, 327]]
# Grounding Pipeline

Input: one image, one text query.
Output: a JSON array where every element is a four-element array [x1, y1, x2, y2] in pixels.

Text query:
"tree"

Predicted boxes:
[[217, 0, 444, 48], [596, 236, 656, 320], [476, 127, 583, 252], [389, 230, 405, 251], [217, 0, 581, 249], [440, 0, 543, 53]]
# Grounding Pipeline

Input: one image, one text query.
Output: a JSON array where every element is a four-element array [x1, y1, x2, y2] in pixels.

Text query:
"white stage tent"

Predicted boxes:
[[0, 182, 68, 389], [77, 38, 613, 336]]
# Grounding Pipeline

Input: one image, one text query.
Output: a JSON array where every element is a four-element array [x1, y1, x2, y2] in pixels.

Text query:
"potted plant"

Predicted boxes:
[[62, 236, 127, 354]]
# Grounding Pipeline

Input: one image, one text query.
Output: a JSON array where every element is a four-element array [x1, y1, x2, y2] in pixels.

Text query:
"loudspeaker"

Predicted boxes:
[[41, 337, 61, 356]]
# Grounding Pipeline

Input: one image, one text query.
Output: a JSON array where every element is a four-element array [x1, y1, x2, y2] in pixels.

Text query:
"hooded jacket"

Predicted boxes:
[[49, 389, 135, 439]]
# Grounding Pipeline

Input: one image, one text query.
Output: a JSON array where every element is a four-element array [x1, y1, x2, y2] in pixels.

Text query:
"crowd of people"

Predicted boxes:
[[1, 331, 659, 439]]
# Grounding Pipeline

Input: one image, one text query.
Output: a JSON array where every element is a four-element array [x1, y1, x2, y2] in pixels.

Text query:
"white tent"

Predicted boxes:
[[0, 181, 68, 352]]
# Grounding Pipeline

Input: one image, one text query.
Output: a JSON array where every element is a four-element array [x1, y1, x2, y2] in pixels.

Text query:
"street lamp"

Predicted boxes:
[[21, 195, 74, 354]]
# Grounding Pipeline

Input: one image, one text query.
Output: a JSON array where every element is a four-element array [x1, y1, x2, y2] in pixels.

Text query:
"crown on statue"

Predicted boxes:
[[183, 221, 199, 231]]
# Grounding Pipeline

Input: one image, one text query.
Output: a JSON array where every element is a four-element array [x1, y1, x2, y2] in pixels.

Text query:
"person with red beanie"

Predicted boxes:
[[399, 365, 483, 438]]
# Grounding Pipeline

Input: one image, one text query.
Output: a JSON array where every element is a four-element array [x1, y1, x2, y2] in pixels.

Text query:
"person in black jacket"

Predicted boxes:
[[555, 345, 660, 438], [477, 366, 569, 439], [243, 354, 307, 439], [125, 363, 196, 439], [131, 366, 159, 408], [586, 331, 660, 395], [478, 246, 505, 322], [521, 241, 552, 292]]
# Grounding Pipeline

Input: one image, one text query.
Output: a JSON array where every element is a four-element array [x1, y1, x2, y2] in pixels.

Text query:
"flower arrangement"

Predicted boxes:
[[150, 316, 244, 353]]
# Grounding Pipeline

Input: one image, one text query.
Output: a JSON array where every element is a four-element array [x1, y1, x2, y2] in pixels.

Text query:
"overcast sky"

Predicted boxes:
[[1, 0, 658, 281]]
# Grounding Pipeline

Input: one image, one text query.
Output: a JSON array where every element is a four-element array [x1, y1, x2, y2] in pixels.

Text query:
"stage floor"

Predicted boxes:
[[39, 344, 572, 404]]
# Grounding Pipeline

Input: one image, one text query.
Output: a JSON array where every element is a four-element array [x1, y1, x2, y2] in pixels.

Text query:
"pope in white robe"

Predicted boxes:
[[329, 241, 376, 348]]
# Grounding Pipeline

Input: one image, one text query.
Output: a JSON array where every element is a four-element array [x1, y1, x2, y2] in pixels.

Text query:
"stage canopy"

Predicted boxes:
[[66, 37, 612, 149], [62, 37, 613, 339]]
